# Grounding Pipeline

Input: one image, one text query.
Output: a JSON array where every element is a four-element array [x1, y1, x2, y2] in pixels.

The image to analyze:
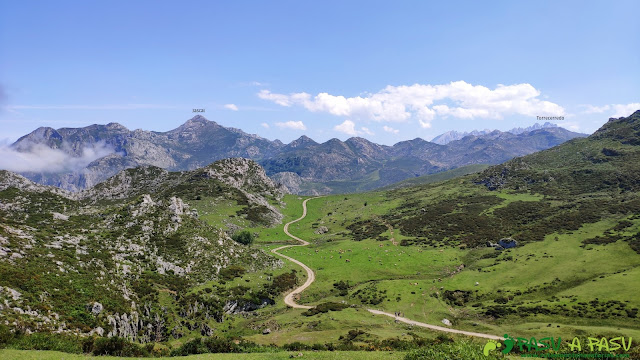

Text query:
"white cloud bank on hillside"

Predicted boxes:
[[0, 142, 115, 173]]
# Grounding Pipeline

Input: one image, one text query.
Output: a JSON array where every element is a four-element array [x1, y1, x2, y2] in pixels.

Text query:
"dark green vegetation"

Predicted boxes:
[[232, 231, 255, 246]]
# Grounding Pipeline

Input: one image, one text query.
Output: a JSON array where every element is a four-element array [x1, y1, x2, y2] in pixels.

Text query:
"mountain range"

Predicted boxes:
[[430, 122, 561, 144], [7, 116, 586, 194]]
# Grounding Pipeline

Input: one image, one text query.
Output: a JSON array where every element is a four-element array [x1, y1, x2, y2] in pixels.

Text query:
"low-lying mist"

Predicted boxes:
[[0, 141, 115, 173]]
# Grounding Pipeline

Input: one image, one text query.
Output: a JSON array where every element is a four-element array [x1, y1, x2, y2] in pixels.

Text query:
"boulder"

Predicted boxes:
[[88, 302, 104, 315], [498, 238, 518, 249], [314, 226, 329, 235]]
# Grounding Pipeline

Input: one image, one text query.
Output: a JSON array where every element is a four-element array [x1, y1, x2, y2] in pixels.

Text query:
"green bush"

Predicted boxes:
[[170, 337, 208, 356], [232, 231, 255, 245], [8, 332, 82, 354], [302, 302, 349, 316], [90, 336, 149, 357], [203, 336, 240, 353], [0, 325, 14, 348], [220, 265, 246, 280]]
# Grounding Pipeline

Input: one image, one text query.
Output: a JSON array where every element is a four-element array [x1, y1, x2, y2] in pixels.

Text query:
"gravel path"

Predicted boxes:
[[273, 196, 502, 340]]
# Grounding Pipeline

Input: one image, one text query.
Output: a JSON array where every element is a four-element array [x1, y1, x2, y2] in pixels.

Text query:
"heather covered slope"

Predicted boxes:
[[0, 158, 290, 342]]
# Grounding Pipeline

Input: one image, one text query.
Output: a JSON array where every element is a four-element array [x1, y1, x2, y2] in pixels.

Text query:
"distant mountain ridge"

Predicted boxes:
[[431, 122, 561, 144], [8, 116, 587, 194]]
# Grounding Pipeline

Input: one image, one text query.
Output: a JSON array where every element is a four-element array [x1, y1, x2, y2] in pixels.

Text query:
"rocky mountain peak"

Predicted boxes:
[[170, 115, 216, 132], [287, 135, 317, 149], [105, 122, 129, 131], [186, 115, 209, 124], [12, 127, 63, 151]]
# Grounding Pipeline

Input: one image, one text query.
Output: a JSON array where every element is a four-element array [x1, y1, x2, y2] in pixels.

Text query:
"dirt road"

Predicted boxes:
[[270, 197, 319, 309], [273, 196, 502, 341]]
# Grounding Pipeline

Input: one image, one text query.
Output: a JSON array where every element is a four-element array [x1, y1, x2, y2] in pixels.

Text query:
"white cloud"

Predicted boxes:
[[258, 81, 565, 128], [383, 125, 399, 134], [224, 103, 239, 111], [361, 127, 374, 136], [611, 103, 640, 117], [275, 120, 306, 130], [261, 122, 270, 128], [0, 142, 115, 173], [334, 120, 359, 136], [582, 103, 640, 118]]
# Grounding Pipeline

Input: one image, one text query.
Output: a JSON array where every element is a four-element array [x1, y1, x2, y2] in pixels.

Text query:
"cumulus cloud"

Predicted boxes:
[[275, 120, 306, 130], [258, 81, 565, 128], [334, 120, 358, 136], [582, 103, 640, 118], [0, 142, 115, 173], [261, 122, 270, 128], [383, 125, 399, 134], [224, 103, 239, 111]]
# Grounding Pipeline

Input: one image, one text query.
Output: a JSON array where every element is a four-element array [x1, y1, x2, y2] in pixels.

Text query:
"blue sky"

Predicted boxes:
[[1, 0, 638, 145]]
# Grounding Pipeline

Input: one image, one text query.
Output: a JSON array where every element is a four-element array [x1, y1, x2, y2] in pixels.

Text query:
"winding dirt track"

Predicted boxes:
[[270, 197, 319, 309], [272, 197, 502, 340]]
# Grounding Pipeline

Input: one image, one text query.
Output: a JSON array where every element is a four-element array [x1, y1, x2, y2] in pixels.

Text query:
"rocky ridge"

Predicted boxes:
[[9, 116, 586, 194], [0, 158, 286, 341]]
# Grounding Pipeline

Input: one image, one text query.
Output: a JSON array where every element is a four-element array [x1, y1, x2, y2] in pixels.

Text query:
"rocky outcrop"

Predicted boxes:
[[315, 226, 329, 234], [486, 237, 518, 251]]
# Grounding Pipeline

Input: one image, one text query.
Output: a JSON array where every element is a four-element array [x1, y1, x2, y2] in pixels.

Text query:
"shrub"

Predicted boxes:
[[220, 265, 246, 280], [8, 333, 82, 354], [170, 337, 208, 356], [0, 325, 14, 348], [302, 302, 349, 316], [203, 337, 240, 353], [93, 336, 149, 357], [232, 231, 255, 245]]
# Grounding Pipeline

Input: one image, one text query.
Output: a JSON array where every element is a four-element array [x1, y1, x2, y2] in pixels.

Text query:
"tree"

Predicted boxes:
[[231, 231, 254, 245]]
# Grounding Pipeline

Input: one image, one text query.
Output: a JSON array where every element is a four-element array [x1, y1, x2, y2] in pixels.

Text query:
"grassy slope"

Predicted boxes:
[[224, 113, 640, 346], [379, 164, 490, 191], [249, 193, 640, 342]]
